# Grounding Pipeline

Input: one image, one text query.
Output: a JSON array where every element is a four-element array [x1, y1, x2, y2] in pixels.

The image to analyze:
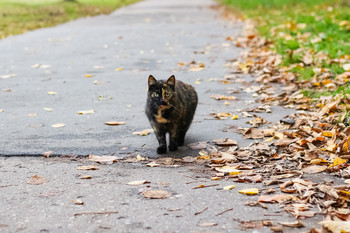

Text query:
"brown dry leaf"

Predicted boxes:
[[127, 180, 150, 186], [78, 175, 91, 179], [320, 220, 350, 233], [243, 128, 265, 139], [142, 189, 171, 199], [215, 166, 241, 174], [133, 129, 153, 136], [187, 141, 209, 149], [302, 165, 328, 174], [182, 156, 196, 163], [88, 155, 118, 165], [279, 220, 305, 228], [213, 138, 237, 146], [197, 222, 218, 227], [146, 161, 160, 167], [211, 94, 237, 101], [248, 115, 267, 127], [76, 165, 99, 170], [258, 194, 295, 203], [26, 175, 48, 185], [105, 121, 126, 126]]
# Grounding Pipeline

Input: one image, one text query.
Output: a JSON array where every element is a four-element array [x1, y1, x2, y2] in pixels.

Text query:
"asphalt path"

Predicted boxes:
[[0, 1, 321, 232], [0, 0, 293, 157]]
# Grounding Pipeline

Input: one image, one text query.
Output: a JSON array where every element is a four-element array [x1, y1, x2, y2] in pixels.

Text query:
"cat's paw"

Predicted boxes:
[[168, 144, 178, 151], [178, 138, 185, 146], [157, 146, 167, 154]]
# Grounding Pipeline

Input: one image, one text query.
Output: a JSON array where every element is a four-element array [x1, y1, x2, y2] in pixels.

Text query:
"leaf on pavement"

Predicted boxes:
[[48, 91, 57, 95], [127, 180, 150, 186], [197, 222, 218, 227], [76, 165, 99, 170], [213, 138, 237, 146], [51, 123, 65, 128], [239, 188, 259, 195], [78, 109, 94, 115], [26, 175, 48, 185], [211, 94, 237, 101], [142, 189, 171, 199], [105, 121, 126, 126], [258, 194, 295, 203], [146, 161, 160, 167], [43, 151, 53, 158], [279, 220, 305, 228], [187, 141, 209, 149], [223, 185, 236, 190], [133, 129, 153, 136], [301, 165, 328, 174], [320, 220, 350, 233], [88, 155, 118, 165]]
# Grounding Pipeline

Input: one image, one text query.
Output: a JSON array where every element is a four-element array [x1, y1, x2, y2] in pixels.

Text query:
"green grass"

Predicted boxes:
[[0, 0, 139, 39], [221, 0, 350, 97]]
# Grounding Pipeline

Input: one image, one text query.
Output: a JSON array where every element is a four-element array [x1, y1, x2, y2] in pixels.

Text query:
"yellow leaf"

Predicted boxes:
[[178, 62, 185, 66], [239, 188, 259, 195], [264, 137, 275, 143], [48, 91, 57, 95], [310, 158, 329, 164], [329, 157, 348, 168], [229, 171, 242, 175], [320, 220, 350, 233], [44, 108, 54, 112], [274, 131, 284, 139], [115, 67, 123, 71], [223, 185, 236, 190], [85, 74, 93, 78], [224, 101, 230, 106], [133, 129, 153, 136], [231, 115, 238, 120], [195, 81, 201, 84], [211, 177, 221, 180], [322, 131, 333, 137]]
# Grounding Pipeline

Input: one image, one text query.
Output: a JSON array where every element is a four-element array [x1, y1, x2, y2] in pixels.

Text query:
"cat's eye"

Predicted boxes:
[[152, 92, 159, 98], [165, 92, 170, 98]]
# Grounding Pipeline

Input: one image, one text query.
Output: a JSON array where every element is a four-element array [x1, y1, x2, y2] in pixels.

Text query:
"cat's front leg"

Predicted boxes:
[[168, 128, 178, 152], [155, 131, 167, 154]]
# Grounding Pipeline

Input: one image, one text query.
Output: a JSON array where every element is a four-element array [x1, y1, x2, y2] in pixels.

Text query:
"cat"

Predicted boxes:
[[145, 75, 198, 154]]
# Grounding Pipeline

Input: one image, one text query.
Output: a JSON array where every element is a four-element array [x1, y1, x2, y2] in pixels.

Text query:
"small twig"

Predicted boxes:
[[194, 207, 208, 216], [264, 214, 282, 217], [193, 184, 219, 189], [215, 208, 233, 216], [74, 211, 118, 217]]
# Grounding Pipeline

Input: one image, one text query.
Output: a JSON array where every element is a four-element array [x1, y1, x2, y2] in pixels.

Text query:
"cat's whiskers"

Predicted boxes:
[[166, 103, 180, 112]]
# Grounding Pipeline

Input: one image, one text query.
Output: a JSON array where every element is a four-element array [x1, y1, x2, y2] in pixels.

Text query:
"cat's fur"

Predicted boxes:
[[145, 75, 198, 154]]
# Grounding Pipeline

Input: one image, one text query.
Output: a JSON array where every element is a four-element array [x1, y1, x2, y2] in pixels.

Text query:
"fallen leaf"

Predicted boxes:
[[137, 154, 146, 161], [146, 161, 160, 167], [78, 175, 91, 179], [187, 141, 209, 149], [197, 222, 218, 227], [26, 175, 48, 185], [142, 189, 171, 199], [329, 157, 347, 168], [78, 109, 94, 115], [72, 199, 84, 205], [43, 108, 54, 112], [88, 155, 118, 165], [115, 67, 123, 71], [258, 194, 295, 203], [215, 166, 241, 174], [302, 165, 328, 174], [0, 74, 16, 79], [239, 188, 259, 195], [133, 129, 153, 136], [51, 123, 65, 128], [182, 156, 196, 163], [320, 220, 350, 233], [43, 151, 53, 158], [48, 91, 57, 95], [223, 185, 236, 190], [279, 220, 305, 228], [105, 121, 126, 126], [211, 94, 237, 101], [76, 165, 99, 170], [213, 138, 237, 146], [127, 180, 150, 186]]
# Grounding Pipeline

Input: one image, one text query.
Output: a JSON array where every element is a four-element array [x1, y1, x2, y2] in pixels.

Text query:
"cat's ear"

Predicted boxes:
[[148, 75, 157, 87], [167, 75, 176, 88]]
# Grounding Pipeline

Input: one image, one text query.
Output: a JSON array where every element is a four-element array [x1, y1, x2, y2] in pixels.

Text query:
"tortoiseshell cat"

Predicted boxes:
[[146, 75, 198, 154]]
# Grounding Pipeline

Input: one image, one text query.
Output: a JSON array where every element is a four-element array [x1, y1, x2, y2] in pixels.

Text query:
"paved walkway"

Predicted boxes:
[[0, 0, 292, 157]]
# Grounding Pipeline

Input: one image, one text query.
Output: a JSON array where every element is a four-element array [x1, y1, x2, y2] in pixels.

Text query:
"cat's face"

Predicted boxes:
[[148, 75, 176, 109]]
